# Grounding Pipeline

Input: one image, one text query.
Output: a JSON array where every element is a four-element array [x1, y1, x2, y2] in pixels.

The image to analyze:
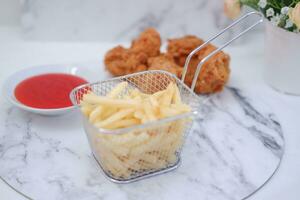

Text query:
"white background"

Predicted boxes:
[[0, 0, 299, 199], [0, 0, 20, 26]]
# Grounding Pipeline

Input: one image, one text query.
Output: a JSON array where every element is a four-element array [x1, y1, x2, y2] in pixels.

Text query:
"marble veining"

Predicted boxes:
[[0, 70, 284, 200], [20, 0, 258, 42]]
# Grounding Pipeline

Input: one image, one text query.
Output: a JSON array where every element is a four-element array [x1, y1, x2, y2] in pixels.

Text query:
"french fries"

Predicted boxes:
[[80, 81, 191, 179]]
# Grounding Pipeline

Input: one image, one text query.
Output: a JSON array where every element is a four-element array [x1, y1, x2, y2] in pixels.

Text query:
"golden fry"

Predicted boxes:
[[107, 82, 128, 98], [143, 100, 156, 122], [89, 106, 103, 123], [105, 119, 140, 129], [95, 108, 135, 128], [83, 94, 139, 108], [172, 83, 181, 104], [80, 82, 191, 179]]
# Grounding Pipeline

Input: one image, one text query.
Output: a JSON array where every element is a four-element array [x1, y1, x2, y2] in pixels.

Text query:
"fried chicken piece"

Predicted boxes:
[[105, 29, 230, 94], [167, 35, 204, 66], [147, 54, 182, 77], [125, 54, 181, 94], [104, 28, 161, 76], [104, 46, 148, 76], [167, 36, 230, 94], [131, 28, 161, 57], [183, 50, 230, 93]]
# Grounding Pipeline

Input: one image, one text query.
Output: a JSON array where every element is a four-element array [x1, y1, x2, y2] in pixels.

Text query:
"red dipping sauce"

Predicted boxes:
[[14, 73, 88, 109]]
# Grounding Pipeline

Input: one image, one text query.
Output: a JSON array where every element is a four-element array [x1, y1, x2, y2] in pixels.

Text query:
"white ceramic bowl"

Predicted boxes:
[[3, 64, 108, 116]]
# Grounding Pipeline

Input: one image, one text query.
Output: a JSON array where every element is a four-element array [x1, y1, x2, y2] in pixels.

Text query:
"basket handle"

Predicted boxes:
[[181, 11, 264, 91]]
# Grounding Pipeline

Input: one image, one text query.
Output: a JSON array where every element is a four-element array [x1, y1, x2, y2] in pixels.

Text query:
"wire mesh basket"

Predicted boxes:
[[70, 12, 263, 183], [70, 71, 202, 183]]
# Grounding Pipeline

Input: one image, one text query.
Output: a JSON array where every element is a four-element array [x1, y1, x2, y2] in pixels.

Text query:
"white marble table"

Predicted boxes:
[[0, 27, 300, 200]]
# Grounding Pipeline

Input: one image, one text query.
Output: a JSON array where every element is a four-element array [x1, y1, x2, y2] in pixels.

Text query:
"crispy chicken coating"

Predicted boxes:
[[125, 54, 182, 94], [104, 28, 161, 76], [104, 46, 147, 76], [147, 54, 182, 77], [104, 29, 231, 94], [130, 28, 161, 57], [167, 35, 230, 93], [183, 51, 230, 93], [167, 35, 204, 66]]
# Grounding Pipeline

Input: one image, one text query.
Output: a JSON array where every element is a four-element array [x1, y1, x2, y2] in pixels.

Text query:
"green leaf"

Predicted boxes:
[[281, 0, 293, 6], [268, 0, 282, 9], [240, 0, 260, 10], [292, 0, 300, 6]]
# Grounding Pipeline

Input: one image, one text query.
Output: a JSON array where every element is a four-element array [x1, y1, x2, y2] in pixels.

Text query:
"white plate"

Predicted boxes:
[[3, 63, 110, 116]]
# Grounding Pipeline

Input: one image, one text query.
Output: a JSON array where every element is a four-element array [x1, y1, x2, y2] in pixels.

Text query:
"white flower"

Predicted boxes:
[[258, 0, 267, 9], [279, 14, 285, 19], [266, 8, 275, 17], [270, 14, 281, 26], [285, 19, 293, 28], [281, 7, 289, 15]]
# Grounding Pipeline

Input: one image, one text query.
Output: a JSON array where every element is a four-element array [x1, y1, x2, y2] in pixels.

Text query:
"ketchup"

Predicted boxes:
[[14, 73, 88, 109]]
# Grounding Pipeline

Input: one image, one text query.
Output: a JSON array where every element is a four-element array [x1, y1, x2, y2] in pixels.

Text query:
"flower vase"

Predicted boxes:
[[264, 21, 300, 95]]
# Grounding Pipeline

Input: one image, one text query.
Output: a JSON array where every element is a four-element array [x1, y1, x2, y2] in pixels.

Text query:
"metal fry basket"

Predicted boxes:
[[70, 12, 263, 183], [71, 71, 201, 183]]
